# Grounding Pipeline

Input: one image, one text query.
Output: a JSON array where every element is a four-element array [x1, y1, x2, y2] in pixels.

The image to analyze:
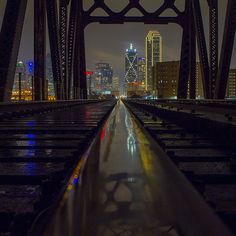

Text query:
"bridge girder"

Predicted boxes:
[[34, 0, 46, 101], [0, 0, 27, 102], [215, 0, 236, 99], [208, 0, 218, 99]]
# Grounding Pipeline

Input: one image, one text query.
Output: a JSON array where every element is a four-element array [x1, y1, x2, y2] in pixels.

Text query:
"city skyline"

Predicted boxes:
[[0, 1, 234, 85]]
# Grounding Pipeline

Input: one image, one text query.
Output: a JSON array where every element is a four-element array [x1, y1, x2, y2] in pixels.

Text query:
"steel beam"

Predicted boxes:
[[46, 0, 63, 100], [0, 0, 27, 102], [215, 0, 236, 99], [74, 28, 87, 99], [34, 0, 46, 101], [192, 0, 210, 99], [67, 0, 78, 99], [73, 0, 87, 99], [59, 0, 68, 99], [208, 0, 218, 98], [83, 0, 182, 25], [178, 1, 191, 99], [189, 4, 196, 99]]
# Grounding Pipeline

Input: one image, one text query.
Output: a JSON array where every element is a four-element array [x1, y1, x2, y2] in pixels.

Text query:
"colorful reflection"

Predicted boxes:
[[125, 108, 136, 156]]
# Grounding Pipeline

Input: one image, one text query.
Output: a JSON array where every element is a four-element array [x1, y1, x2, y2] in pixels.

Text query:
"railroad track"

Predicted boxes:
[[0, 99, 116, 235], [143, 99, 236, 116], [123, 99, 236, 234]]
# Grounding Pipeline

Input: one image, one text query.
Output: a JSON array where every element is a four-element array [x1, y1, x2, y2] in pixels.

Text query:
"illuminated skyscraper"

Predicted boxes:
[[94, 62, 113, 93], [125, 43, 138, 83], [145, 31, 162, 91], [13, 61, 26, 92], [138, 57, 146, 83], [46, 53, 55, 97]]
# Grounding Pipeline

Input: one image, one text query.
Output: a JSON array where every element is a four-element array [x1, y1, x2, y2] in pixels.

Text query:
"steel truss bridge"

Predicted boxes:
[[0, 0, 235, 101]]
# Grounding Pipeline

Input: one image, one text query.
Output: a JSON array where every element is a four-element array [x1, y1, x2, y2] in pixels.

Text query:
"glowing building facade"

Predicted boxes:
[[145, 31, 162, 91], [125, 44, 138, 83], [94, 62, 113, 93], [138, 57, 146, 83]]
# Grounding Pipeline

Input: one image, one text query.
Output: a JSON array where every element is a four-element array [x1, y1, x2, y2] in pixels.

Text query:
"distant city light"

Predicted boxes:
[[27, 61, 34, 75], [85, 71, 93, 75]]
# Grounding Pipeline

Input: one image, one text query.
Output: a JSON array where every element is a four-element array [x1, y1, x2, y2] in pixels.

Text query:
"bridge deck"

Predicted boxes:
[[43, 100, 232, 236]]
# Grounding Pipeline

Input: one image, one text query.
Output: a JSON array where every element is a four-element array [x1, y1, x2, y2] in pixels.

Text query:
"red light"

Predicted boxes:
[[85, 71, 93, 75], [100, 129, 105, 141]]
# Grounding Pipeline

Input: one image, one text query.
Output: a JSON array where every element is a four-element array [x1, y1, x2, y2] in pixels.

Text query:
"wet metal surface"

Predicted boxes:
[[0, 100, 116, 235], [87, 100, 164, 236]]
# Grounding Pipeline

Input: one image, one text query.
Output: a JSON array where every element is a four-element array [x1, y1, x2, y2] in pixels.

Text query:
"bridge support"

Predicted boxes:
[[59, 0, 68, 100], [178, 0, 195, 99], [215, 0, 236, 99], [208, 0, 218, 98], [46, 0, 63, 100], [0, 0, 27, 102], [34, 0, 46, 101], [67, 0, 78, 99], [189, 3, 196, 99], [178, 24, 190, 99], [73, 0, 87, 100], [192, 0, 210, 99]]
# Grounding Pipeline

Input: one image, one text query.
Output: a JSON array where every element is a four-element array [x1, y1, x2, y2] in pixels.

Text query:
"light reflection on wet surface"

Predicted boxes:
[[43, 100, 234, 236], [43, 100, 172, 236], [82, 101, 168, 235]]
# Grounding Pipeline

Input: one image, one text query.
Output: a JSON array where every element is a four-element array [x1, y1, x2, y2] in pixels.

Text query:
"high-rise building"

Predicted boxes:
[[46, 53, 55, 98], [153, 61, 203, 99], [112, 76, 120, 91], [195, 64, 204, 99], [125, 43, 138, 83], [138, 57, 146, 83], [12, 61, 34, 101], [94, 62, 113, 93], [226, 69, 236, 98], [145, 31, 162, 91], [112, 75, 120, 97]]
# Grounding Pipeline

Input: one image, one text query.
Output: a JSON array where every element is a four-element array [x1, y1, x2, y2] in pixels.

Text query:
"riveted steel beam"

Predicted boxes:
[[0, 0, 27, 101], [34, 0, 46, 101], [192, 0, 210, 99], [215, 0, 236, 99]]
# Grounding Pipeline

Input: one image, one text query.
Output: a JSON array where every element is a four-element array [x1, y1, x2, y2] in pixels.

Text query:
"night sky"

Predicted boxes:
[[0, 0, 235, 84]]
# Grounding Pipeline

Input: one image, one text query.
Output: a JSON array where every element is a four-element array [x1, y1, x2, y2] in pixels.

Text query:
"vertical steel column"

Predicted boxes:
[[192, 0, 210, 99], [46, 0, 63, 100], [215, 0, 236, 99], [208, 0, 218, 98], [67, 0, 78, 99], [73, 0, 87, 99], [59, 0, 68, 99], [177, 1, 191, 99], [34, 0, 46, 101], [189, 3, 196, 99], [79, 28, 87, 99], [0, 0, 27, 102]]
